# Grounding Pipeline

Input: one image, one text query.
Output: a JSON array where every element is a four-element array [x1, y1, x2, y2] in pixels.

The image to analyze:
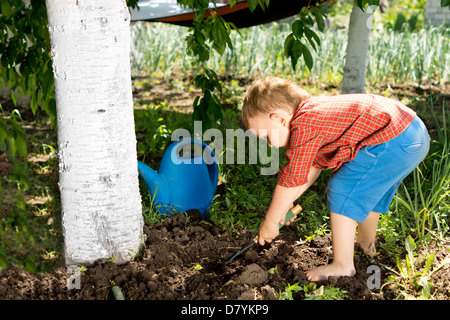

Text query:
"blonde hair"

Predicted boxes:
[[241, 76, 310, 129]]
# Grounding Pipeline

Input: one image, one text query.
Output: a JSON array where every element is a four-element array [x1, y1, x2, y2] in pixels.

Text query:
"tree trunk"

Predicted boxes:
[[46, 0, 143, 266], [341, 3, 374, 94]]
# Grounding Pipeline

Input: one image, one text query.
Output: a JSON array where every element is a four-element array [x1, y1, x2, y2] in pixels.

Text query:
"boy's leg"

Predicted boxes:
[[356, 211, 380, 256], [306, 212, 357, 282]]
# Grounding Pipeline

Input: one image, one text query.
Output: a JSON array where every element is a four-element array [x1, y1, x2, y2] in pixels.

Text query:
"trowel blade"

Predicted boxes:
[[223, 239, 257, 266]]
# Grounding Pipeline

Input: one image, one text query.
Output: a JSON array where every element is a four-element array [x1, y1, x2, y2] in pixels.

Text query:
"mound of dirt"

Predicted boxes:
[[0, 210, 390, 300]]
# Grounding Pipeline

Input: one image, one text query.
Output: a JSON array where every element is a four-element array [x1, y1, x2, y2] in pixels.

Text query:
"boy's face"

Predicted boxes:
[[247, 111, 292, 148]]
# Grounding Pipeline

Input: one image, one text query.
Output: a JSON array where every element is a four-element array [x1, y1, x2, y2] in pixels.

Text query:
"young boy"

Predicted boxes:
[[242, 76, 430, 281]]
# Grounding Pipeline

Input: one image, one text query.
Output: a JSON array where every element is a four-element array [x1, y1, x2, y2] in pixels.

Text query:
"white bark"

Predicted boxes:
[[46, 0, 143, 266], [341, 3, 374, 94]]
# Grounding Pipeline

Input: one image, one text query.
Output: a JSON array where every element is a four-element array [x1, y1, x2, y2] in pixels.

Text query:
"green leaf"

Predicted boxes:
[[301, 44, 313, 71], [292, 39, 302, 58], [194, 7, 206, 22], [305, 15, 314, 26], [195, 29, 206, 45], [248, 0, 258, 12], [192, 106, 201, 122], [299, 6, 309, 19], [0, 120, 7, 143], [225, 196, 232, 208], [292, 20, 304, 38], [421, 252, 435, 277], [211, 20, 228, 55], [304, 27, 321, 51], [291, 39, 303, 71], [405, 235, 416, 253], [286, 283, 302, 292], [419, 277, 432, 299], [405, 235, 416, 273], [1, 1, 13, 19], [30, 91, 37, 115], [227, 21, 242, 36], [256, 0, 266, 11], [199, 0, 209, 7], [311, 8, 325, 32], [193, 96, 200, 108], [211, 94, 223, 122], [8, 136, 17, 157], [11, 91, 17, 106], [284, 33, 294, 57], [15, 134, 27, 157], [0, 254, 7, 271], [441, 0, 450, 7], [197, 45, 210, 61]]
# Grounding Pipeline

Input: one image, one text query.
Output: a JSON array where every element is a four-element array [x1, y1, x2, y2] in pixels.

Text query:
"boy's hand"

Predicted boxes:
[[258, 219, 279, 246], [258, 210, 296, 245]]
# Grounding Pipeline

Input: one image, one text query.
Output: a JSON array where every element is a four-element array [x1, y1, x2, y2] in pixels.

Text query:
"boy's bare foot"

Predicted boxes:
[[306, 262, 356, 282], [356, 241, 377, 257]]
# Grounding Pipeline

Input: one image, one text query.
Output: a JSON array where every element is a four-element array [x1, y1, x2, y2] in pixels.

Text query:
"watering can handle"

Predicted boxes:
[[176, 137, 219, 192], [192, 138, 219, 191]]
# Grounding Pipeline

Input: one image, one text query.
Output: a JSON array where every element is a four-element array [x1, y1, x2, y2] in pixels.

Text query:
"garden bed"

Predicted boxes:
[[1, 209, 449, 300]]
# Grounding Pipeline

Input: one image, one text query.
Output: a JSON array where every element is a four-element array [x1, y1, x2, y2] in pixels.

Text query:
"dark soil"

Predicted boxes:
[[3, 209, 448, 301], [0, 153, 12, 177], [0, 210, 360, 300]]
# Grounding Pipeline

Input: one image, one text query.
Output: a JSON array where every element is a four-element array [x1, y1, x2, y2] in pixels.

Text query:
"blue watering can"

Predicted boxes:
[[138, 137, 219, 216]]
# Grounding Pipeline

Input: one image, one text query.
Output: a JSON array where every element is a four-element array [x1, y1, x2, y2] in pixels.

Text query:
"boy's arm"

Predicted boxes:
[[258, 166, 322, 245]]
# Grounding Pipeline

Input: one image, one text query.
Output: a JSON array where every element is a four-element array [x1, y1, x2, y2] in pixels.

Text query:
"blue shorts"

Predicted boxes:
[[327, 116, 430, 222]]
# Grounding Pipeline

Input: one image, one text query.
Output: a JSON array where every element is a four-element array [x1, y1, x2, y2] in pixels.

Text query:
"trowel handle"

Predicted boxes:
[[252, 204, 303, 243], [278, 204, 302, 229]]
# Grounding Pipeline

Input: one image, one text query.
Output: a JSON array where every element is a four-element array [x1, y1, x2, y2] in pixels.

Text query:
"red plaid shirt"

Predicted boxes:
[[277, 94, 416, 187]]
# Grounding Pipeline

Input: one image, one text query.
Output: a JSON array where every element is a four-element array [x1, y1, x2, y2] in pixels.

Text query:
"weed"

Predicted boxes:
[[268, 265, 278, 274], [277, 282, 348, 300], [394, 99, 450, 239], [303, 283, 349, 300], [381, 235, 436, 299], [277, 282, 303, 300], [192, 263, 204, 271]]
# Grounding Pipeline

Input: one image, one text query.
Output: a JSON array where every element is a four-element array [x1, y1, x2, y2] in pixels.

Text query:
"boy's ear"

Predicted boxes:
[[269, 112, 290, 127]]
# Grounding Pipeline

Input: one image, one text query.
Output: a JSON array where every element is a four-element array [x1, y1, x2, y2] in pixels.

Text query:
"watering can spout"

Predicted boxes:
[[137, 161, 164, 196]]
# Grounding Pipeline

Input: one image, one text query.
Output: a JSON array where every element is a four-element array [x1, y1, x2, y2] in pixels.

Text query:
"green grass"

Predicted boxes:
[[0, 126, 63, 273], [131, 21, 449, 86], [393, 98, 450, 240]]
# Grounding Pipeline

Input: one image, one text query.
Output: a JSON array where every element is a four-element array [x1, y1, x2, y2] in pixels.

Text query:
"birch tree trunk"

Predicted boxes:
[[341, 3, 374, 94], [46, 0, 143, 266]]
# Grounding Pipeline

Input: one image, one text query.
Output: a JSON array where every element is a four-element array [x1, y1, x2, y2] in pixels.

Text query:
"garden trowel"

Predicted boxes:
[[223, 204, 302, 266]]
